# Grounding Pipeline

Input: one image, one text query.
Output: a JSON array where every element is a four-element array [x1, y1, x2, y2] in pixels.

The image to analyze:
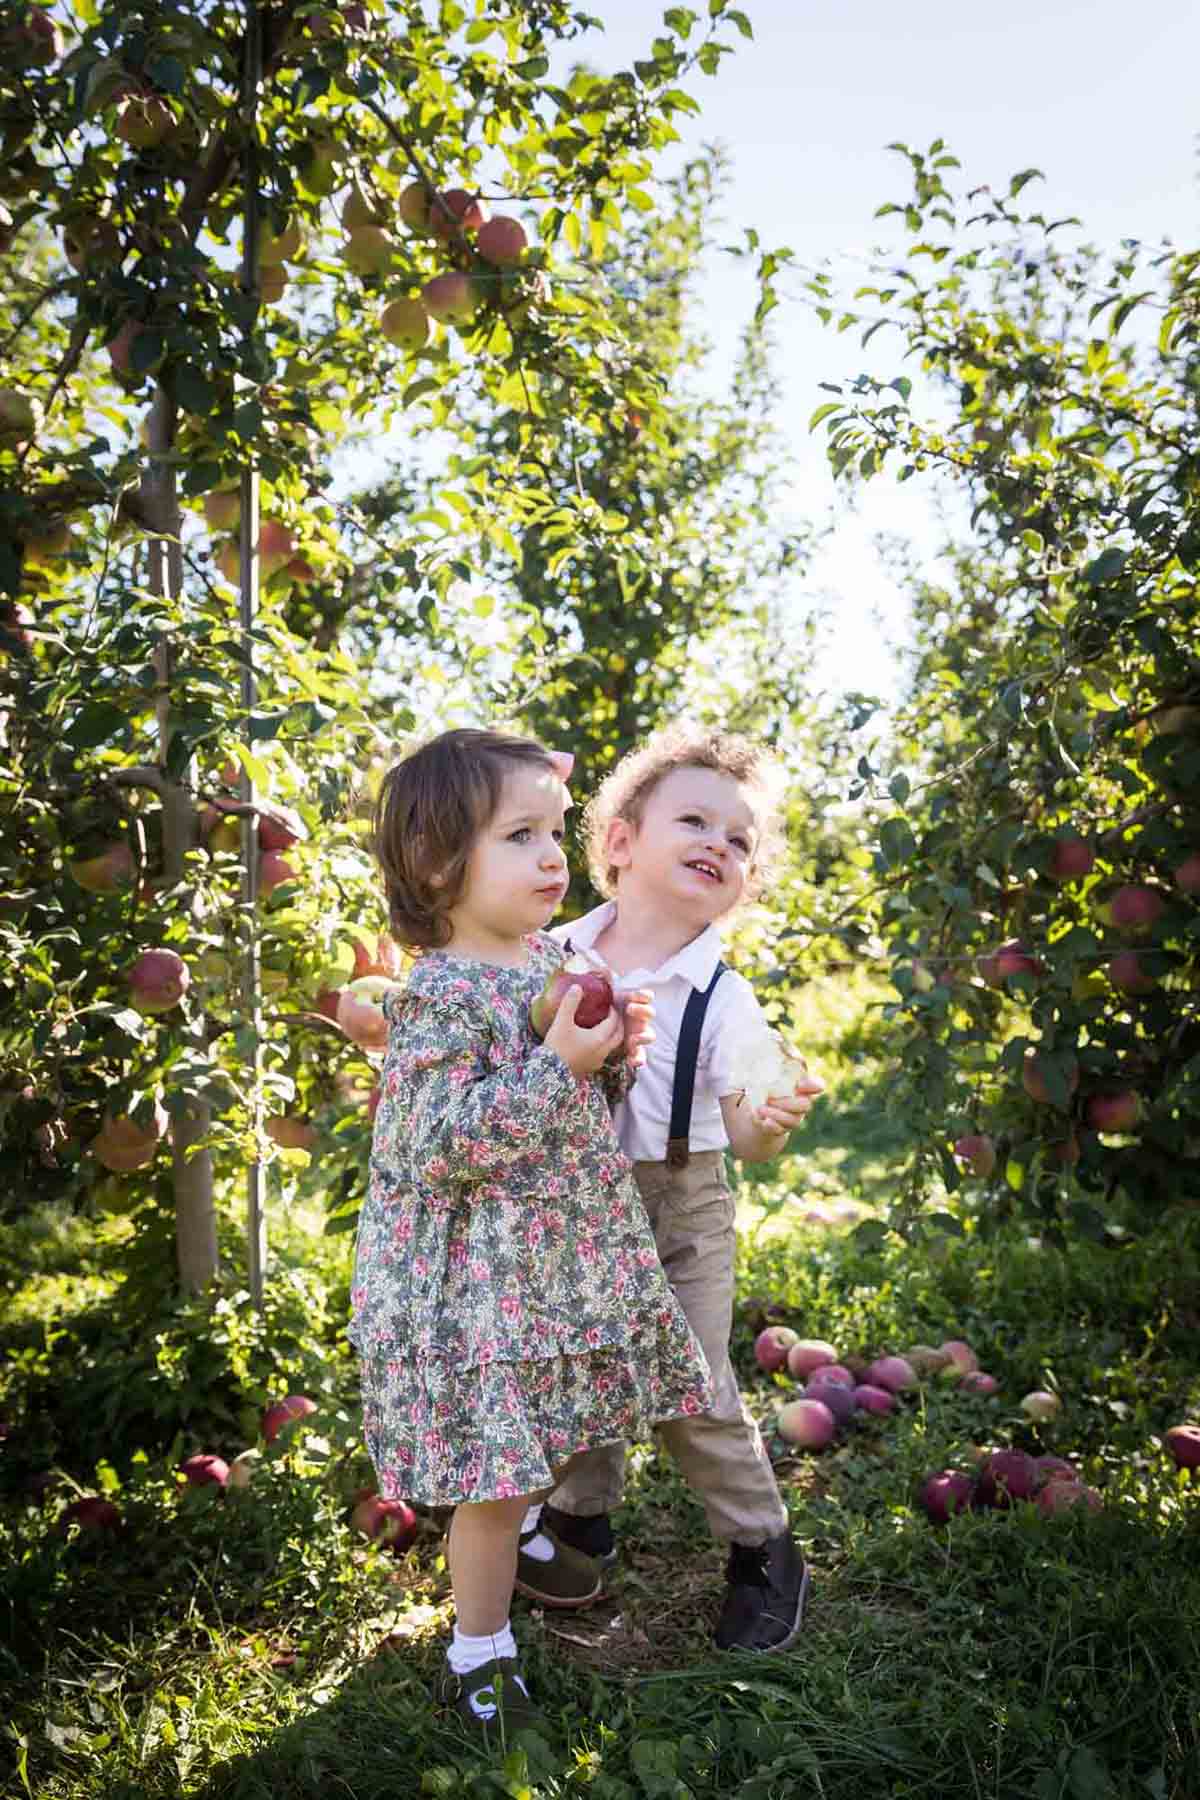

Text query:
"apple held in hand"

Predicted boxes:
[[530, 952, 615, 1037], [337, 975, 400, 1050], [726, 1023, 810, 1111]]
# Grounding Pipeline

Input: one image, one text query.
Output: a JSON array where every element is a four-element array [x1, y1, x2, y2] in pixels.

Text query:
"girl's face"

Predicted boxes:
[[448, 762, 570, 958]]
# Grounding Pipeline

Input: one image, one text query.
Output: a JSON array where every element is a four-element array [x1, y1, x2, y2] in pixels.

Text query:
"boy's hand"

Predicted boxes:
[[544, 985, 626, 1076], [618, 989, 655, 1069], [752, 1070, 825, 1136]]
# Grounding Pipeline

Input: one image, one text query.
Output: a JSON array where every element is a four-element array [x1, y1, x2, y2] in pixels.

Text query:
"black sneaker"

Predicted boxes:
[[542, 1503, 618, 1567], [714, 1532, 811, 1652]]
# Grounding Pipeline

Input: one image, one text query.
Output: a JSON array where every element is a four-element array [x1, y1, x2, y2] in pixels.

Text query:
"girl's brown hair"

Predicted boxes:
[[373, 728, 559, 948], [582, 722, 784, 901]]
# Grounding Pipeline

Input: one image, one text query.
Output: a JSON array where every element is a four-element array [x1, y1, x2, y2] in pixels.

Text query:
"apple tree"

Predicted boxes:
[[809, 145, 1200, 1240], [0, 0, 757, 1291]]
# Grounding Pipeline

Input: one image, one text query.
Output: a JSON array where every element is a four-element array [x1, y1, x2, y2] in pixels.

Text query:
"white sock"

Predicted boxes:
[[447, 1623, 525, 1718], [448, 1621, 517, 1675], [519, 1502, 555, 1563]]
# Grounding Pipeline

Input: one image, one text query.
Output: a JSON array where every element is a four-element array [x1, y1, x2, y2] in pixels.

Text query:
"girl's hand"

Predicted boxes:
[[752, 1071, 826, 1136], [619, 989, 655, 1068], [545, 984, 625, 1075]]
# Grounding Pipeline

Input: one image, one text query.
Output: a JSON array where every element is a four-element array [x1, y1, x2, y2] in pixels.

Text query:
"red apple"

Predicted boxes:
[[258, 521, 297, 577], [805, 1378, 855, 1424], [753, 1325, 800, 1373], [852, 1383, 896, 1416], [430, 187, 488, 238], [257, 803, 305, 853], [906, 1344, 953, 1376], [1034, 1455, 1078, 1487], [258, 851, 297, 895], [1022, 1053, 1079, 1107], [979, 940, 1043, 986], [8, 7, 63, 65], [351, 1493, 418, 1552], [1085, 1090, 1141, 1133], [1108, 951, 1157, 994], [960, 1370, 999, 1396], [865, 1354, 917, 1394], [939, 1339, 978, 1375], [421, 271, 479, 323], [783, 1338, 838, 1381], [265, 1115, 316, 1152], [1108, 884, 1166, 933], [180, 1453, 229, 1488], [975, 1449, 1039, 1508], [313, 987, 343, 1024], [954, 1133, 996, 1177], [776, 1397, 836, 1450], [59, 1496, 121, 1534], [808, 1363, 855, 1388], [1047, 835, 1095, 882], [91, 1100, 168, 1174], [69, 841, 135, 893], [262, 1394, 317, 1442], [530, 954, 614, 1036], [918, 1470, 974, 1524], [1164, 1424, 1200, 1471], [337, 975, 398, 1050], [1174, 854, 1200, 896], [128, 948, 189, 1014], [476, 215, 528, 266], [1037, 1479, 1101, 1517]]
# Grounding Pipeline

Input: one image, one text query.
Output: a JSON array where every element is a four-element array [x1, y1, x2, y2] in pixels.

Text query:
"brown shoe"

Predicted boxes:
[[514, 1528, 603, 1608], [436, 1656, 542, 1736]]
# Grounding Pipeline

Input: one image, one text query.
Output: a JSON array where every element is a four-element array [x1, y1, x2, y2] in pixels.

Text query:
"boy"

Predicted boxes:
[[521, 724, 824, 1653]]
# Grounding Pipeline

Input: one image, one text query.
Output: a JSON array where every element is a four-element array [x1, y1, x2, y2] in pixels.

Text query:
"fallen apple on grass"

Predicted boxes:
[[776, 1397, 836, 1450], [1164, 1424, 1200, 1471], [59, 1496, 122, 1534], [262, 1395, 317, 1443], [804, 1378, 855, 1425], [852, 1383, 896, 1416], [939, 1339, 979, 1376], [918, 1470, 975, 1524], [906, 1344, 953, 1377], [1020, 1390, 1062, 1423], [351, 1492, 418, 1552], [1036, 1479, 1101, 1517], [783, 1338, 839, 1380], [865, 1355, 917, 1394], [754, 1326, 800, 1373], [180, 1454, 229, 1489], [974, 1449, 1040, 1509]]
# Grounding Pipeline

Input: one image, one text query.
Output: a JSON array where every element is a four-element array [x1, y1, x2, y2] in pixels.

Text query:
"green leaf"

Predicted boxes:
[[808, 401, 841, 430], [1008, 167, 1044, 196], [888, 771, 910, 805], [65, 700, 129, 748], [878, 816, 917, 867]]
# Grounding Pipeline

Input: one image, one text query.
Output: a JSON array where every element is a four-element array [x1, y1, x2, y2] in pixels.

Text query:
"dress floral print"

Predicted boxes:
[[349, 932, 713, 1505]]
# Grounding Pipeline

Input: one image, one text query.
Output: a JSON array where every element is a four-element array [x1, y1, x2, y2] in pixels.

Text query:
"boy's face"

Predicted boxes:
[[607, 765, 760, 925]]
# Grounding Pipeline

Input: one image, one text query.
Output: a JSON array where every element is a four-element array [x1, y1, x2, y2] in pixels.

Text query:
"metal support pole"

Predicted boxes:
[[241, 0, 266, 1308]]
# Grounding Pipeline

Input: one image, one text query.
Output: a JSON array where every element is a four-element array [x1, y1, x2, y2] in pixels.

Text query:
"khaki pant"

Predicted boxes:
[[549, 1151, 788, 1547]]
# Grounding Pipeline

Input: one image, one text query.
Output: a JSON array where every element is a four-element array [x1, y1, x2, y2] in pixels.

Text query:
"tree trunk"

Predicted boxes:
[[142, 385, 219, 1293]]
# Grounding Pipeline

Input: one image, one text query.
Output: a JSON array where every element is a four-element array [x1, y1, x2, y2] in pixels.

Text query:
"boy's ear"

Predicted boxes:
[[605, 814, 636, 872]]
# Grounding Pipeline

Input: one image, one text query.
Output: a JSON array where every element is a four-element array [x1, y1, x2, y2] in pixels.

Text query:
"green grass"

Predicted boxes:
[[2, 972, 1199, 1800]]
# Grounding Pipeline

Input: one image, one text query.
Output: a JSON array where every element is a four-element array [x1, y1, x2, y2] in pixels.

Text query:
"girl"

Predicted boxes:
[[348, 728, 712, 1736]]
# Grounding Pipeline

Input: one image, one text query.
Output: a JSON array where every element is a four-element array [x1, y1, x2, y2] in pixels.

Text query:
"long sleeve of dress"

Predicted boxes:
[[391, 992, 584, 1193]]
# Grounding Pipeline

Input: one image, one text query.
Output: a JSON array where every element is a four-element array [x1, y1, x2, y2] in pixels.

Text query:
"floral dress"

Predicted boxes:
[[349, 932, 713, 1506]]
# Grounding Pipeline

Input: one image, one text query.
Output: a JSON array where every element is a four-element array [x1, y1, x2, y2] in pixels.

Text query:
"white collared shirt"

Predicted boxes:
[[551, 901, 769, 1163]]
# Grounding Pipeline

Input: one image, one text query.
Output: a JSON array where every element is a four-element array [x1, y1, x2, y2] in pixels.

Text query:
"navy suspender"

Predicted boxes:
[[665, 962, 726, 1170]]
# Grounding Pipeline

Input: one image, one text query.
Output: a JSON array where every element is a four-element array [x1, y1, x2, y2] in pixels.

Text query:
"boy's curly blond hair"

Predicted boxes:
[[583, 723, 785, 902]]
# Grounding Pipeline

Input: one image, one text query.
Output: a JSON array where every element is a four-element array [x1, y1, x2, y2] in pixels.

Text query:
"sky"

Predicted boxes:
[[567, 0, 1199, 703]]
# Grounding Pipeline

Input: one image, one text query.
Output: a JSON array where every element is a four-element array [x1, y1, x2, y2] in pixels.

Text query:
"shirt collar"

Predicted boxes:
[[566, 902, 724, 990]]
